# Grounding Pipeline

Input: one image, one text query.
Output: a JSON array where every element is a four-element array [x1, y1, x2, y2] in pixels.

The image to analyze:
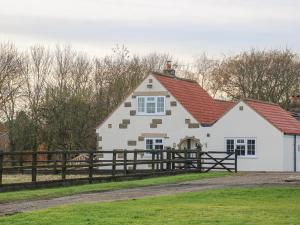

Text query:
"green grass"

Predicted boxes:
[[0, 172, 229, 203], [1, 187, 299, 225]]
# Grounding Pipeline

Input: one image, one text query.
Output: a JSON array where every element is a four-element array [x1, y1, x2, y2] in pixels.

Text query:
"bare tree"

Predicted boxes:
[[179, 53, 220, 97], [23, 45, 52, 151], [0, 43, 23, 111], [211, 49, 300, 108], [0, 43, 24, 162], [70, 53, 92, 94]]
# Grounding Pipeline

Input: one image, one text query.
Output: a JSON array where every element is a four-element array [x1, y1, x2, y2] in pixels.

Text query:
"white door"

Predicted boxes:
[[297, 143, 300, 172]]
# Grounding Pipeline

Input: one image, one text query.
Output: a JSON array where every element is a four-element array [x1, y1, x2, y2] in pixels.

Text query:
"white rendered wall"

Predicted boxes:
[[96, 74, 210, 168], [283, 135, 294, 171], [209, 101, 285, 171]]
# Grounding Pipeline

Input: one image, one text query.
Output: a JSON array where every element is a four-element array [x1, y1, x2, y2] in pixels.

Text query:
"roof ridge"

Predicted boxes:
[[214, 99, 235, 103], [151, 71, 198, 84], [243, 98, 279, 106]]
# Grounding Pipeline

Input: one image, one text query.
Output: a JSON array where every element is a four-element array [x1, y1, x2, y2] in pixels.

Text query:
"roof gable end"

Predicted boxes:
[[244, 99, 300, 135]]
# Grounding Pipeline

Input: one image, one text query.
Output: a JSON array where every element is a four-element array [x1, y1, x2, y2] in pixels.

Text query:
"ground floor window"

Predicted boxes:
[[225, 138, 256, 157], [144, 138, 164, 157]]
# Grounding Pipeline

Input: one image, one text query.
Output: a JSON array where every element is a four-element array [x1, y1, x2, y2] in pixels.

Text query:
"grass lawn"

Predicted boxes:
[[0, 172, 229, 203], [1, 187, 299, 225]]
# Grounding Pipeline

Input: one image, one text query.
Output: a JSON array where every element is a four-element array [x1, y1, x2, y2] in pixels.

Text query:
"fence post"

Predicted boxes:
[[184, 149, 188, 171], [0, 150, 3, 185], [112, 150, 116, 176], [234, 150, 238, 173], [32, 151, 37, 182], [88, 152, 94, 184], [171, 148, 175, 170], [62, 151, 67, 180], [166, 148, 171, 171], [123, 150, 127, 175], [156, 151, 160, 171], [160, 148, 164, 171], [133, 150, 137, 173], [196, 147, 202, 172], [53, 153, 58, 174], [151, 151, 155, 172]]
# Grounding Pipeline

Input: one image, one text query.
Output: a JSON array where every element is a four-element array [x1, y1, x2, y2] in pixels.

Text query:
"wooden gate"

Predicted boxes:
[[173, 150, 237, 172]]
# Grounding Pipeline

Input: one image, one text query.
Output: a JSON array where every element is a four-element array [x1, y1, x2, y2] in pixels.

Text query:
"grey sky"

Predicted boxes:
[[0, 0, 299, 61]]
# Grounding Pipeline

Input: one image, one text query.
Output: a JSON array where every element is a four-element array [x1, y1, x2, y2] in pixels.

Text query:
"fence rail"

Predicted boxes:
[[0, 149, 237, 190]]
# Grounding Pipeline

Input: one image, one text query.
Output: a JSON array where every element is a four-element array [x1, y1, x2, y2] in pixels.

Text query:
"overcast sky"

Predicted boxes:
[[0, 0, 299, 61]]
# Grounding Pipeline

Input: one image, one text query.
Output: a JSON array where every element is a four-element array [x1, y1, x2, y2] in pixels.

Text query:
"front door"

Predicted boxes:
[[179, 138, 200, 159]]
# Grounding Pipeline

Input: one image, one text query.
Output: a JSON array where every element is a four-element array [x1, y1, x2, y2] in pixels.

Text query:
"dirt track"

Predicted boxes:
[[1, 172, 299, 216]]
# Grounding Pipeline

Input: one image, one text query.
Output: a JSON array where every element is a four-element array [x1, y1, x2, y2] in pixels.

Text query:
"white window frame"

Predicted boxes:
[[136, 96, 166, 115], [224, 137, 257, 158], [144, 138, 164, 158]]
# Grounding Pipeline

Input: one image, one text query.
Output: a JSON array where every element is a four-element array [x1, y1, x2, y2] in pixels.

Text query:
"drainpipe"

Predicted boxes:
[[294, 135, 297, 172]]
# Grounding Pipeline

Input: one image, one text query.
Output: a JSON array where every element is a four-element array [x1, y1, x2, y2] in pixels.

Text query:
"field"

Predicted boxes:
[[1, 186, 299, 225]]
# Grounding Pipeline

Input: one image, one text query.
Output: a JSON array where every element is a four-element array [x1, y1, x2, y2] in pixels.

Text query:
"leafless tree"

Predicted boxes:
[[0, 43, 23, 111], [23, 45, 52, 150], [0, 43, 24, 158], [179, 53, 220, 97], [211, 49, 300, 108]]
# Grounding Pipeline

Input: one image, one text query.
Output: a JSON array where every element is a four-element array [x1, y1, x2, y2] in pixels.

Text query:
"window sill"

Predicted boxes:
[[238, 156, 257, 159], [136, 113, 166, 116]]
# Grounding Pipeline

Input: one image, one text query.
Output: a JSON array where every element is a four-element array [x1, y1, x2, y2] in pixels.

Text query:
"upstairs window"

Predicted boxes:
[[146, 97, 155, 113], [137, 96, 165, 115], [157, 97, 165, 113], [138, 97, 145, 113]]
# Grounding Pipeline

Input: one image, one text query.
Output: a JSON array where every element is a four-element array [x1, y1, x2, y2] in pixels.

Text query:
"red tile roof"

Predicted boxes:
[[154, 73, 232, 125], [245, 99, 300, 135], [214, 99, 236, 120], [154, 73, 300, 134]]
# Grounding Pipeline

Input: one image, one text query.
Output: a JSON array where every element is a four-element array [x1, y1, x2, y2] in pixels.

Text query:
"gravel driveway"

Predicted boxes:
[[1, 172, 299, 216]]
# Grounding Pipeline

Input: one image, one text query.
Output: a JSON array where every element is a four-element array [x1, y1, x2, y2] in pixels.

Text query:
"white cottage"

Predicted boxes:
[[96, 70, 300, 172]]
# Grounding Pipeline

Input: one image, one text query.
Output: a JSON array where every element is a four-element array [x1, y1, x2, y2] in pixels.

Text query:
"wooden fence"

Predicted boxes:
[[0, 149, 237, 190]]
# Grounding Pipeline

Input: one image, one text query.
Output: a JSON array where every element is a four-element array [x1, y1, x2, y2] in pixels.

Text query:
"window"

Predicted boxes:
[[146, 139, 153, 150], [247, 139, 256, 156], [225, 138, 256, 157], [226, 139, 234, 153], [144, 138, 164, 157], [236, 139, 245, 156], [146, 97, 155, 113], [136, 96, 165, 115], [236, 144, 245, 156], [138, 97, 145, 113], [157, 97, 165, 113]]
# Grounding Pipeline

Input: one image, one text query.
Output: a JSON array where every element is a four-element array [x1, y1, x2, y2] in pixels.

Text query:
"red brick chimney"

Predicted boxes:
[[163, 61, 175, 76], [290, 95, 300, 111], [290, 95, 300, 120]]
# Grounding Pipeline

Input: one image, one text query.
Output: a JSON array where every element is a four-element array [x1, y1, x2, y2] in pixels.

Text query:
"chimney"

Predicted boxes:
[[290, 95, 299, 111], [290, 95, 300, 120], [163, 61, 176, 77]]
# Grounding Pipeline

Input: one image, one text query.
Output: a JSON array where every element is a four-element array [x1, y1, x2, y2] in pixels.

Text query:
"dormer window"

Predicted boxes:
[[137, 96, 165, 115]]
